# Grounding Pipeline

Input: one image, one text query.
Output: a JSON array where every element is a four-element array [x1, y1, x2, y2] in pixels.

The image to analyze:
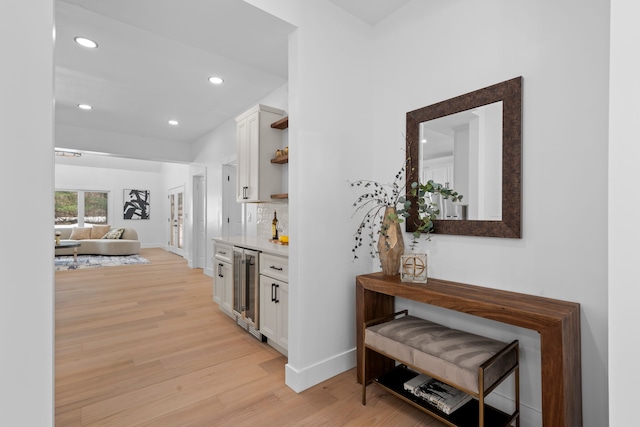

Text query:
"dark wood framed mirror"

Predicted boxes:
[[406, 77, 522, 238]]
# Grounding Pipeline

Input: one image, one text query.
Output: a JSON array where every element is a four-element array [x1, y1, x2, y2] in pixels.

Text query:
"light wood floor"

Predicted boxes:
[[55, 248, 445, 426]]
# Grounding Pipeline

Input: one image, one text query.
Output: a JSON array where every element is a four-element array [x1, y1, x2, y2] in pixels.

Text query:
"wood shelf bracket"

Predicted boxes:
[[271, 116, 289, 130], [270, 154, 288, 164]]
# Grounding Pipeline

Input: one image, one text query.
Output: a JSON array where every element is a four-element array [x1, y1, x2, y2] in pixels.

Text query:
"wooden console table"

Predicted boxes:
[[356, 273, 582, 427]]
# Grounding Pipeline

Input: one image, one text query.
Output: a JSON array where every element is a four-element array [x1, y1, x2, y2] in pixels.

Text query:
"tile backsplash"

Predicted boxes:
[[256, 202, 289, 241]]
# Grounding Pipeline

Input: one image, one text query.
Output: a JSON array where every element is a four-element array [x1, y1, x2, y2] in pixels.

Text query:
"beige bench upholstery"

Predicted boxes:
[[362, 310, 519, 426]]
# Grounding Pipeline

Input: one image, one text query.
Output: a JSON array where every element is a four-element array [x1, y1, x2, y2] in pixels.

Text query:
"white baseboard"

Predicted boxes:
[[285, 348, 356, 393]]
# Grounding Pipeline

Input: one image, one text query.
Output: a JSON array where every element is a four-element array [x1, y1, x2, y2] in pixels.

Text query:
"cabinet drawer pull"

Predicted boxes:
[[242, 186, 248, 199], [270, 265, 283, 271], [275, 283, 280, 303], [218, 263, 223, 277], [271, 283, 277, 302]]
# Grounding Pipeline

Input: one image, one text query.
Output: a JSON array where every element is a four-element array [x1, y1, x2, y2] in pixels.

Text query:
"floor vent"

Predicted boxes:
[[235, 316, 266, 342]]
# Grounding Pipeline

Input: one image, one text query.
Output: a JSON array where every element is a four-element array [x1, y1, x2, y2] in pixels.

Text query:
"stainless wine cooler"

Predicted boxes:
[[232, 246, 264, 341]]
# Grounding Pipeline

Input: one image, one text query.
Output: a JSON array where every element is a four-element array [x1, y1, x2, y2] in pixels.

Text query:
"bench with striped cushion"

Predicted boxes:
[[362, 310, 519, 426]]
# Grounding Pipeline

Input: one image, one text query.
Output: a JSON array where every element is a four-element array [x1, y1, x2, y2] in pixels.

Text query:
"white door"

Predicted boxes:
[[222, 164, 244, 236], [193, 174, 206, 269], [168, 186, 184, 256]]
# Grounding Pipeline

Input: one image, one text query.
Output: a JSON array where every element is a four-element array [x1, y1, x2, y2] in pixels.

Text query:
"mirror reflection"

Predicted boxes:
[[405, 76, 522, 238], [420, 101, 503, 221]]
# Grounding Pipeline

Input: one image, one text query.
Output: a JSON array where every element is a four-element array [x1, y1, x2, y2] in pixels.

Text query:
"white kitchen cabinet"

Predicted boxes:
[[422, 156, 454, 188], [260, 276, 288, 353], [276, 280, 288, 351], [259, 252, 288, 282], [259, 275, 278, 340], [236, 104, 285, 202], [259, 252, 288, 354], [213, 243, 234, 318], [218, 262, 233, 317]]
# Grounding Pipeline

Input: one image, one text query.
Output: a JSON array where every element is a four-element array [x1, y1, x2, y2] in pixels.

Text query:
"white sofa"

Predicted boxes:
[[55, 226, 141, 256]]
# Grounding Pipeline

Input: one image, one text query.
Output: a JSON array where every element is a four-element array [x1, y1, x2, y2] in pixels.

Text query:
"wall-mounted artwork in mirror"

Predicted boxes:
[[123, 189, 150, 220], [406, 77, 522, 238]]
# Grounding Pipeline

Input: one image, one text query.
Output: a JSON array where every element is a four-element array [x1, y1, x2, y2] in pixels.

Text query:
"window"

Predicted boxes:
[[55, 191, 78, 226], [84, 192, 108, 225], [55, 190, 109, 227]]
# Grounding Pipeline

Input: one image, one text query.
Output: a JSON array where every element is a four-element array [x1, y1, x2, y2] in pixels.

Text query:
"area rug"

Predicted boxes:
[[54, 254, 151, 271]]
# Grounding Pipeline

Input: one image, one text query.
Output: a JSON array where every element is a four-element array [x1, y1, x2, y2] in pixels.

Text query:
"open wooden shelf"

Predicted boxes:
[[270, 115, 288, 199], [271, 154, 288, 164], [271, 116, 289, 129], [375, 366, 512, 427]]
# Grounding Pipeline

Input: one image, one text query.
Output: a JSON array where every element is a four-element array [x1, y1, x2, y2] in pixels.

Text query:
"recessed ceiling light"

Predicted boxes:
[[78, 104, 93, 110], [168, 120, 179, 126], [208, 76, 224, 85], [74, 37, 98, 49]]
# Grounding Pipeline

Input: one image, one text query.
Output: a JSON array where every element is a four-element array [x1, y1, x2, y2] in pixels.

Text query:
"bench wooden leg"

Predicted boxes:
[[361, 346, 367, 405], [515, 364, 520, 427], [479, 384, 485, 427]]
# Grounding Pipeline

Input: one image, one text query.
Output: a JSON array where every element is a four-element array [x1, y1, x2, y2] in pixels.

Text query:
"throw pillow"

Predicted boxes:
[[102, 228, 125, 239], [91, 225, 111, 239], [69, 227, 91, 240]]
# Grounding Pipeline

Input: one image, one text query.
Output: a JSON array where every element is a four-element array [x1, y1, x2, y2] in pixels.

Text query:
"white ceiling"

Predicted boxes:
[[54, 0, 410, 165], [329, 0, 411, 25], [55, 0, 295, 148]]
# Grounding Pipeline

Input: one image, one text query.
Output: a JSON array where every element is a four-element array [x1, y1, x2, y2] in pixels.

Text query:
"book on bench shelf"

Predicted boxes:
[[404, 373, 472, 415]]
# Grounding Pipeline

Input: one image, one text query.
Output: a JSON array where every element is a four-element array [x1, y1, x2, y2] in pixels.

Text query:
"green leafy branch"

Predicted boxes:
[[350, 159, 463, 260], [406, 180, 463, 246]]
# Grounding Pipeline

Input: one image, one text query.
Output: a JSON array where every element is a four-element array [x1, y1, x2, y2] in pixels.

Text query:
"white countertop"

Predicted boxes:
[[212, 236, 289, 257]]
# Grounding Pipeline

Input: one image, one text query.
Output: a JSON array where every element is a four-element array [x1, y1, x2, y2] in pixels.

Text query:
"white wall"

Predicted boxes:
[[246, 0, 375, 392], [608, 0, 640, 425], [2, 0, 627, 425], [249, 0, 609, 426], [55, 163, 174, 247], [372, 1, 609, 425], [0, 0, 54, 425]]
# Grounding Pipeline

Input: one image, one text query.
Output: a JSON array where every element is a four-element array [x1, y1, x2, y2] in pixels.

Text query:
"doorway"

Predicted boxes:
[[192, 174, 206, 269], [168, 186, 184, 256]]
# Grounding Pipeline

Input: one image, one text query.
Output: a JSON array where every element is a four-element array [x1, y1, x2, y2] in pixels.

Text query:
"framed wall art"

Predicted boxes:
[[123, 189, 150, 220]]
